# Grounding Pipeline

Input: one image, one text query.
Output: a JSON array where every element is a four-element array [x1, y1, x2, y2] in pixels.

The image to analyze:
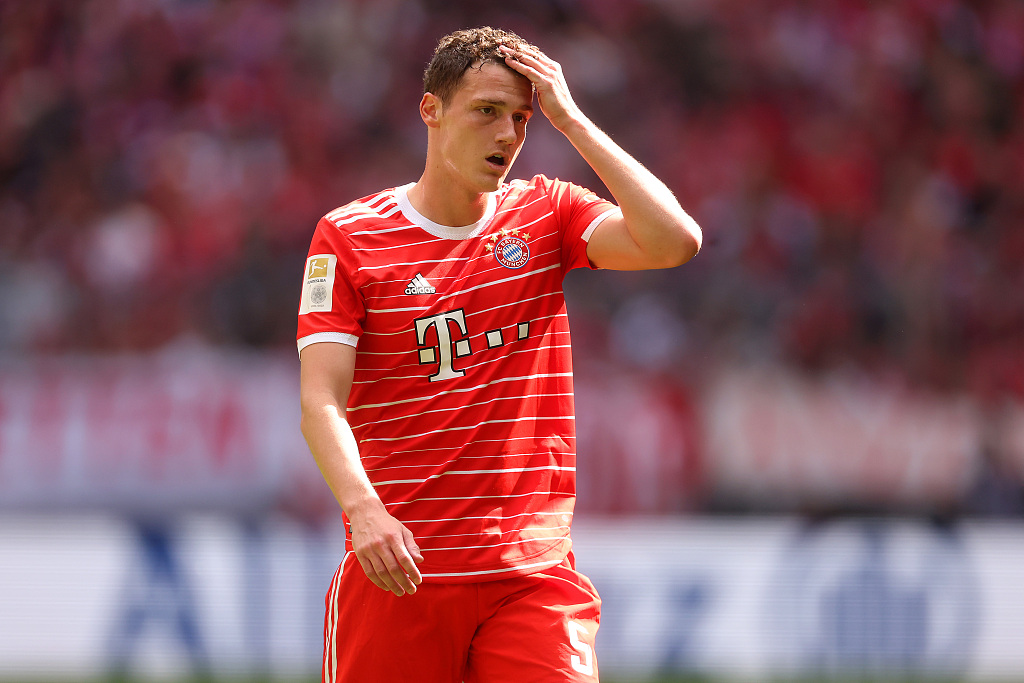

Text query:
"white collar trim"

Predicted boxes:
[[395, 183, 497, 240]]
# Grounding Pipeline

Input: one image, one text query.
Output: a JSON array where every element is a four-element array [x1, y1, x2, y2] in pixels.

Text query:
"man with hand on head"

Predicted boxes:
[[298, 26, 701, 683]]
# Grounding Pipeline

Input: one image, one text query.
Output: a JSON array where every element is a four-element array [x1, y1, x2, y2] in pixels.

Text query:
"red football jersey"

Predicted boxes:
[[297, 174, 620, 581]]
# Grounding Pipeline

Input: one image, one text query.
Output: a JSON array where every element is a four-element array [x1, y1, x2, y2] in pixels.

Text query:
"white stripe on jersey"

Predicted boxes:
[[418, 529, 570, 549], [505, 180, 538, 192], [435, 263, 561, 304], [420, 557, 562, 579], [348, 371, 573, 411], [384, 489, 568, 507], [326, 191, 391, 220], [350, 237, 439, 253], [371, 464, 576, 486], [364, 435, 575, 461], [370, 451, 571, 469], [364, 277, 562, 318], [356, 255, 469, 273], [350, 224, 420, 236], [363, 304, 432, 314], [297, 331, 359, 355], [356, 308, 565, 341], [327, 193, 391, 218], [369, 462, 568, 480], [354, 324, 566, 366], [414, 525, 571, 541], [401, 510, 572, 525], [461, 243, 561, 270], [364, 263, 561, 314], [465, 293, 564, 320], [494, 194, 547, 215], [366, 191, 395, 207], [352, 339, 572, 382], [356, 390, 573, 428], [354, 343, 569, 377], [326, 203, 374, 220], [352, 245, 559, 294], [327, 211, 382, 228], [582, 208, 621, 241], [513, 210, 555, 231]]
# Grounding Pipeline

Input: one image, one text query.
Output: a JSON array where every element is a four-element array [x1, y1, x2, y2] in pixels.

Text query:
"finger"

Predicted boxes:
[[398, 529, 424, 585], [500, 45, 541, 70], [356, 553, 390, 592], [372, 537, 420, 595], [503, 45, 557, 74], [367, 552, 407, 596], [391, 562, 419, 594], [500, 49, 564, 93], [502, 53, 545, 84], [500, 43, 547, 62], [499, 48, 534, 72], [384, 545, 420, 593], [404, 527, 425, 564], [383, 554, 418, 595]]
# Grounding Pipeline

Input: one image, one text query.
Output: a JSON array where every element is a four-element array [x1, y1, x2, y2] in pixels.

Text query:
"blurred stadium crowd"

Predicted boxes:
[[2, 0, 1023, 398], [4, 6, 1024, 677]]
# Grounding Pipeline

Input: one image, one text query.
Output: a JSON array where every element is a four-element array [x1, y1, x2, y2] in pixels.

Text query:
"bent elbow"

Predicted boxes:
[[688, 217, 703, 255], [662, 216, 702, 268]]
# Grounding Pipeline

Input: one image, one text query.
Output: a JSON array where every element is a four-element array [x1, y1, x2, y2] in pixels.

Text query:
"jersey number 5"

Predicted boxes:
[[567, 620, 594, 676]]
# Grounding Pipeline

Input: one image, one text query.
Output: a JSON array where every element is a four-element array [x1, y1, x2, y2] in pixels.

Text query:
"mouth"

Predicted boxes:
[[485, 153, 508, 170]]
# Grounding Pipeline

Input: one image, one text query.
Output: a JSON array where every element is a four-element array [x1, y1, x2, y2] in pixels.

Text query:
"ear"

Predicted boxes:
[[420, 92, 442, 128]]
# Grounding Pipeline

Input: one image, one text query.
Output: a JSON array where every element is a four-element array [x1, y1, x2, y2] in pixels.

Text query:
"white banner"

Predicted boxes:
[[703, 366, 1009, 508], [572, 518, 1020, 680], [0, 352, 316, 511], [0, 352, 706, 514], [2, 515, 1023, 681], [2, 352, 1022, 512]]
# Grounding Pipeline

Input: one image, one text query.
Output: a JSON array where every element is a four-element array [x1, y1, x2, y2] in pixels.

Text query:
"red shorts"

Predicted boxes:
[[321, 552, 601, 683]]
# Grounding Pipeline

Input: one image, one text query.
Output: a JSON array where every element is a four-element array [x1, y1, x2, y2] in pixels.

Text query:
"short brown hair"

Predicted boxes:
[[423, 27, 535, 106]]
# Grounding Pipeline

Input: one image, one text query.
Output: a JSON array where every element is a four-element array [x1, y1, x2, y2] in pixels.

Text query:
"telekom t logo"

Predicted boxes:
[[415, 309, 472, 382]]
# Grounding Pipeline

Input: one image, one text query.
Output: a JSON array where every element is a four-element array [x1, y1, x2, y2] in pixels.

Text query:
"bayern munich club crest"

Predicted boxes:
[[487, 228, 531, 269]]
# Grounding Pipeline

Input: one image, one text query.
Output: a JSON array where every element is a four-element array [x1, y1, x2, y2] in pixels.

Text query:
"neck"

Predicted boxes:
[[407, 167, 494, 228]]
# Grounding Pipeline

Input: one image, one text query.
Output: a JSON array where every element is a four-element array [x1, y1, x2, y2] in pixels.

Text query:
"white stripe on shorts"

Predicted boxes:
[[325, 553, 353, 683]]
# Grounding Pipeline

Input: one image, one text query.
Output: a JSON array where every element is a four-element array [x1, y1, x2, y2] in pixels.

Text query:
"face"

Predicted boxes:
[[424, 62, 534, 194]]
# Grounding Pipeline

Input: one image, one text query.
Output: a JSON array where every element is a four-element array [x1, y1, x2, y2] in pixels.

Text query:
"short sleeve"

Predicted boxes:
[[296, 217, 365, 356], [540, 175, 621, 272]]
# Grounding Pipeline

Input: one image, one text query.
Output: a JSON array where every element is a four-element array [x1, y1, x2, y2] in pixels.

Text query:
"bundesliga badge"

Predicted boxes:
[[489, 228, 530, 269]]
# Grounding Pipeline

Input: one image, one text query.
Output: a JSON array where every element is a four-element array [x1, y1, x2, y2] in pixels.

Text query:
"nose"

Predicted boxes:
[[495, 114, 519, 144]]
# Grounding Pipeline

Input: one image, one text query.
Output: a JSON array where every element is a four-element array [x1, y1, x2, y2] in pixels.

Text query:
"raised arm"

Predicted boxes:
[[500, 44, 702, 271], [299, 342, 423, 595]]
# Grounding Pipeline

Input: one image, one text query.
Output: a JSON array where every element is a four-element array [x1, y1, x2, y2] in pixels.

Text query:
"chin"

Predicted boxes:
[[478, 176, 504, 192]]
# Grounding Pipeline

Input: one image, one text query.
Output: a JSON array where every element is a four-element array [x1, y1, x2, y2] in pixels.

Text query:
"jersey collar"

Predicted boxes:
[[395, 183, 497, 240]]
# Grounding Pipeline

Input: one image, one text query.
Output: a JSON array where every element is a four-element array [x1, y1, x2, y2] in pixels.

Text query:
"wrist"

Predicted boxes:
[[342, 490, 386, 524], [554, 110, 593, 140]]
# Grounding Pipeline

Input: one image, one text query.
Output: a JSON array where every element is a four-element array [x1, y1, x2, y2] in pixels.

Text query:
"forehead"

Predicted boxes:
[[452, 62, 533, 107]]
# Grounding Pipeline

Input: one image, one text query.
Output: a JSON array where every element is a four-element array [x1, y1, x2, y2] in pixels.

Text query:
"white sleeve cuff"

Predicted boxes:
[[581, 208, 622, 242], [297, 331, 359, 357]]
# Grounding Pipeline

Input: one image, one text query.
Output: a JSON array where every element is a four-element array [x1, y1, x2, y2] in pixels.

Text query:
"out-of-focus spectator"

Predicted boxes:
[[963, 400, 1024, 516]]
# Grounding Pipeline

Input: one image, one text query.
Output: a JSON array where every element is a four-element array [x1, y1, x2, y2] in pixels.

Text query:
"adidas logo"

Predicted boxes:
[[405, 273, 436, 295]]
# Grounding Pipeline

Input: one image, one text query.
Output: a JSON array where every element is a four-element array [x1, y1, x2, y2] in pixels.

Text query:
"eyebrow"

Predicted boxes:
[[475, 98, 534, 112]]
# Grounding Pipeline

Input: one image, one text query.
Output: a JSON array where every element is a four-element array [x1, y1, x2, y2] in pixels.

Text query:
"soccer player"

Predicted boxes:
[[298, 27, 701, 683]]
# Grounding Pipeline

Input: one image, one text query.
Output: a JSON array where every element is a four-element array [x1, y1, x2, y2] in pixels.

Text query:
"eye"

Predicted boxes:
[[479, 106, 494, 115], [513, 113, 527, 123]]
